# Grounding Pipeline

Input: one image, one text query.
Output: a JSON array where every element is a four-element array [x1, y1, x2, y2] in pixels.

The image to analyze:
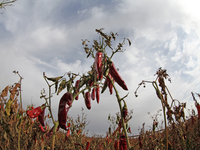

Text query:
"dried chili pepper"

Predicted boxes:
[[119, 134, 127, 150], [46, 125, 60, 139], [86, 142, 90, 150], [106, 73, 114, 95], [114, 140, 119, 150], [58, 92, 72, 130], [122, 102, 128, 119], [109, 62, 128, 90], [95, 52, 103, 80], [65, 129, 70, 141], [85, 92, 91, 109], [96, 85, 100, 104], [91, 88, 95, 100], [38, 104, 46, 126], [26, 106, 43, 118], [75, 80, 80, 100], [195, 102, 200, 119]]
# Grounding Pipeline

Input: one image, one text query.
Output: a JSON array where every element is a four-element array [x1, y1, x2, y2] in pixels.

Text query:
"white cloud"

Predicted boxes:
[[1, 0, 200, 136]]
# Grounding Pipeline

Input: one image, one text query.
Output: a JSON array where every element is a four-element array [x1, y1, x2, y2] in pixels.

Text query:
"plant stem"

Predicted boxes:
[[153, 82, 168, 150], [17, 117, 23, 150], [51, 121, 59, 150], [109, 76, 131, 149]]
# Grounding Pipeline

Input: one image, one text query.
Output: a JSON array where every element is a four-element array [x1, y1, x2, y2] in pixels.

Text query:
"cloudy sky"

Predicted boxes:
[[1, 0, 200, 136]]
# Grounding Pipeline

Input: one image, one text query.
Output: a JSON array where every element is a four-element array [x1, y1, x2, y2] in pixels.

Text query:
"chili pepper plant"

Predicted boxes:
[[24, 29, 134, 149]]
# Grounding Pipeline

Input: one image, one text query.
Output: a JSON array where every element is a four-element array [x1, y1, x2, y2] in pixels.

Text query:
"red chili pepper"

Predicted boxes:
[[195, 102, 200, 119], [122, 102, 128, 119], [75, 80, 80, 100], [65, 128, 70, 141], [96, 85, 100, 104], [139, 135, 142, 148], [58, 92, 72, 130], [128, 127, 132, 134], [38, 104, 46, 126], [46, 125, 60, 139], [86, 142, 90, 150], [119, 134, 127, 150], [106, 73, 114, 95], [114, 140, 119, 150], [95, 52, 103, 80], [38, 124, 47, 133], [91, 88, 95, 100], [109, 62, 128, 90], [85, 92, 91, 110], [26, 106, 43, 118], [88, 80, 93, 87]]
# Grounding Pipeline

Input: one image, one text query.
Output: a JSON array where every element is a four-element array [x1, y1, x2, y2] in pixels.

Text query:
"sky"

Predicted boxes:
[[1, 0, 200, 137]]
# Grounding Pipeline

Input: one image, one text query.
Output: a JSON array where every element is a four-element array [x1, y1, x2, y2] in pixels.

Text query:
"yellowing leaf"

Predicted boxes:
[[5, 99, 13, 116]]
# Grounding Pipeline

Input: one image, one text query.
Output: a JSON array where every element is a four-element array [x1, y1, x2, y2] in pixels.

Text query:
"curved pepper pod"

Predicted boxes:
[[95, 52, 103, 80], [96, 85, 100, 104], [75, 80, 80, 100], [58, 92, 72, 130], [85, 92, 91, 110], [38, 104, 46, 126], [109, 62, 128, 90], [26, 106, 43, 118]]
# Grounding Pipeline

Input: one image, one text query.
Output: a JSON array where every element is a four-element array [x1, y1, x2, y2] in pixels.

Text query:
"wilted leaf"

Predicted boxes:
[[46, 76, 63, 82], [57, 79, 67, 95], [1, 85, 9, 97]]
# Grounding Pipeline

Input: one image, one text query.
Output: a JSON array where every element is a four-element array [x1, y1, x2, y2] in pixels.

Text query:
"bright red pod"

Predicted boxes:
[[95, 52, 103, 80], [91, 88, 95, 100], [75, 80, 80, 100], [96, 85, 100, 104], [114, 140, 119, 150], [86, 142, 90, 150], [58, 92, 72, 130], [26, 106, 43, 118], [109, 62, 128, 90], [85, 92, 91, 109], [38, 124, 47, 133]]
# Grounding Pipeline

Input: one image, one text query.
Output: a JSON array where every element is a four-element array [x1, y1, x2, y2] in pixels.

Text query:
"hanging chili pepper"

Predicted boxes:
[[58, 92, 72, 130], [96, 85, 100, 104], [106, 73, 114, 95], [91, 88, 95, 100], [26, 106, 43, 118], [46, 125, 60, 139], [86, 142, 90, 150], [38, 104, 46, 126], [75, 80, 80, 100], [122, 101, 128, 119], [95, 52, 103, 80], [119, 134, 127, 150], [109, 62, 128, 90], [114, 140, 119, 150], [65, 128, 70, 141], [38, 124, 47, 133], [85, 92, 91, 110]]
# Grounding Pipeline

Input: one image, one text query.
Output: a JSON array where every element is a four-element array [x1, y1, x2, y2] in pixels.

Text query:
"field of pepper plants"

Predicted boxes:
[[1, 28, 200, 150]]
